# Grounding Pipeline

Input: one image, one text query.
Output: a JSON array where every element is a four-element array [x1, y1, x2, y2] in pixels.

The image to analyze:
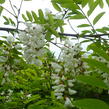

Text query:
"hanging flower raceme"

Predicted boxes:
[[60, 39, 85, 76], [19, 23, 47, 66], [51, 39, 87, 107]]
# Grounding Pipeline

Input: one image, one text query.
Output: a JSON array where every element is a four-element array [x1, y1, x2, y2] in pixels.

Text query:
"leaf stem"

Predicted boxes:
[[9, 0, 17, 16]]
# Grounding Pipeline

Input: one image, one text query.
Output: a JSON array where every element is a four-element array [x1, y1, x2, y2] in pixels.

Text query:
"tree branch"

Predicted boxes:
[[59, 33, 109, 38], [0, 27, 108, 38], [0, 27, 23, 32]]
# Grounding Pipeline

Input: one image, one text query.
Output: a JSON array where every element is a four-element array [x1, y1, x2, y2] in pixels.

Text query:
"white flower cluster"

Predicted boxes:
[[61, 40, 84, 75], [64, 97, 74, 108], [51, 73, 65, 100], [1, 89, 13, 102], [1, 65, 11, 85], [51, 40, 85, 107], [51, 62, 62, 72], [51, 73, 76, 108], [19, 23, 47, 66], [92, 56, 109, 87]]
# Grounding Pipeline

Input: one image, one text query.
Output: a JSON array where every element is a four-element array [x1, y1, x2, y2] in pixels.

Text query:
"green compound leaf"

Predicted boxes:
[[93, 12, 105, 25], [83, 58, 109, 74], [76, 75, 109, 90], [74, 99, 109, 109], [87, 43, 109, 61]]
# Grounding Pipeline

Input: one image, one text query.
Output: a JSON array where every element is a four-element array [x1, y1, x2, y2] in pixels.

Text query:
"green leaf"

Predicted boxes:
[[26, 11, 33, 22], [38, 9, 45, 24], [70, 14, 85, 19], [31, 11, 39, 23], [0, 6, 3, 15], [45, 25, 60, 38], [51, 2, 61, 11], [48, 28, 60, 38], [93, 12, 105, 25], [76, 75, 109, 89], [88, 0, 94, 8], [87, 0, 99, 16], [106, 0, 109, 7], [87, 43, 109, 61], [22, 14, 27, 21], [77, 24, 91, 28], [3, 16, 9, 25], [74, 99, 109, 109], [52, 0, 79, 11], [83, 58, 109, 73], [80, 30, 92, 37], [96, 29, 107, 34], [0, 0, 5, 4], [82, 0, 88, 8], [98, 0, 104, 8], [9, 18, 16, 26], [47, 13, 54, 25]]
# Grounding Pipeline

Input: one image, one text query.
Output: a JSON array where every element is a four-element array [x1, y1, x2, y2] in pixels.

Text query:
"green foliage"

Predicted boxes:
[[83, 58, 109, 73], [0, 0, 5, 4], [1, 0, 109, 109], [76, 75, 109, 90], [74, 99, 109, 109]]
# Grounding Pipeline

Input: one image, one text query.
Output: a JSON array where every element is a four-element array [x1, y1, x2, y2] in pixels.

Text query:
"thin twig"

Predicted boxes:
[[9, 0, 17, 16], [79, 6, 97, 35], [16, 0, 23, 29], [67, 19, 79, 35], [50, 41, 61, 49], [0, 5, 16, 17]]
